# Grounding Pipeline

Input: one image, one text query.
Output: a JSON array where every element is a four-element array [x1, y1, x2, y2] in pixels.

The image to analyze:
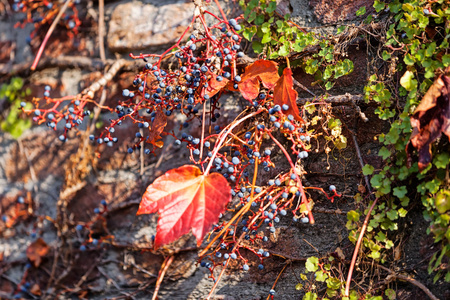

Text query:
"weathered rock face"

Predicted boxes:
[[107, 1, 195, 52], [309, 0, 374, 23]]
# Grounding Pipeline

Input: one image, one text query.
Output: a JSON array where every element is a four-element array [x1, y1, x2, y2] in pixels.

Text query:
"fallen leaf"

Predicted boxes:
[[238, 59, 279, 101], [147, 107, 167, 148], [406, 70, 450, 170], [273, 67, 304, 122], [26, 238, 49, 267], [137, 165, 231, 248]]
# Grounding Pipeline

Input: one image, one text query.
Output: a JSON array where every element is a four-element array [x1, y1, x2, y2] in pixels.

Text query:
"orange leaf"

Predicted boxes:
[[26, 238, 49, 267], [30, 284, 41, 296], [137, 165, 231, 248], [273, 67, 304, 123], [238, 59, 279, 101], [406, 71, 450, 170], [147, 107, 167, 148], [203, 76, 229, 98]]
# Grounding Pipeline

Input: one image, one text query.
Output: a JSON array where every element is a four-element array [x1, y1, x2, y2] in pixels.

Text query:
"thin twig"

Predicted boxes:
[[344, 197, 379, 296], [30, 0, 73, 70], [98, 0, 106, 62], [350, 130, 373, 196], [152, 255, 174, 300]]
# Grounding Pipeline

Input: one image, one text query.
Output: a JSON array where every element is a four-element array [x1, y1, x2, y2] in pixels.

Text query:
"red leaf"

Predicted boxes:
[[26, 238, 49, 267], [238, 59, 279, 101], [406, 71, 450, 170], [203, 76, 229, 98], [137, 165, 231, 248], [147, 107, 167, 148], [273, 67, 304, 123]]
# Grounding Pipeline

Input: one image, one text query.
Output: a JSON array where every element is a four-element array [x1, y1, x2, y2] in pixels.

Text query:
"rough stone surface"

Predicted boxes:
[[310, 0, 375, 24], [107, 1, 195, 52]]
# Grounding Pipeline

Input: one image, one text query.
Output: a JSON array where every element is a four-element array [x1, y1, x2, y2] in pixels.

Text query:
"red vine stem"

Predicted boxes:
[[344, 197, 379, 296], [30, 0, 72, 71], [266, 131, 314, 224]]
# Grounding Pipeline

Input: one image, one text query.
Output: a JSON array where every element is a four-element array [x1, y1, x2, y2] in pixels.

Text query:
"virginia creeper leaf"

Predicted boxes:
[[203, 75, 229, 98], [137, 165, 231, 248], [238, 59, 279, 101], [406, 69, 450, 171], [273, 67, 304, 122]]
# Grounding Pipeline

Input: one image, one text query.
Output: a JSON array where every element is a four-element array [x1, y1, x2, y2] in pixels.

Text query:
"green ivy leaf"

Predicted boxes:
[[347, 210, 360, 222], [374, 1, 386, 12], [362, 164, 374, 175], [443, 54, 450, 67], [393, 186, 407, 198], [378, 146, 391, 160], [325, 81, 335, 90], [435, 190, 450, 214], [326, 277, 341, 290], [266, 1, 276, 14], [398, 207, 408, 217], [243, 26, 257, 41], [356, 6, 366, 16], [434, 152, 450, 169], [387, 209, 399, 220], [252, 41, 263, 53]]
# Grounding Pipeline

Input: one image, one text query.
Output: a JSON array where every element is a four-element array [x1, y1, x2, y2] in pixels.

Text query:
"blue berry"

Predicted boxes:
[[230, 253, 237, 259], [258, 264, 264, 270], [94, 208, 100, 214], [269, 289, 276, 295], [232, 157, 240, 165], [193, 149, 200, 155], [280, 209, 287, 216], [301, 217, 309, 223], [127, 148, 133, 154], [329, 185, 336, 191], [80, 245, 86, 251], [122, 89, 130, 97], [17, 196, 25, 204], [234, 75, 241, 82], [243, 264, 249, 271], [282, 104, 289, 110], [275, 179, 281, 186]]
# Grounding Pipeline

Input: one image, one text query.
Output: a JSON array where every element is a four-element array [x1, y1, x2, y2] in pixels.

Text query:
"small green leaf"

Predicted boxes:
[[362, 164, 374, 175], [443, 54, 450, 67], [356, 6, 366, 16], [398, 208, 408, 217], [305, 256, 319, 272], [374, 1, 386, 12], [303, 292, 318, 300], [435, 190, 450, 214], [347, 210, 360, 222], [386, 209, 399, 220], [378, 146, 391, 160], [295, 283, 303, 290], [393, 186, 407, 198], [252, 41, 263, 53], [337, 25, 346, 34], [325, 81, 335, 90], [315, 270, 328, 281]]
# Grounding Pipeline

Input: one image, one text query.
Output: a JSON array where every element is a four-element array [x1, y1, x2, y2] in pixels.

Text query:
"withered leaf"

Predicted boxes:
[[406, 70, 450, 171], [26, 238, 49, 267]]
